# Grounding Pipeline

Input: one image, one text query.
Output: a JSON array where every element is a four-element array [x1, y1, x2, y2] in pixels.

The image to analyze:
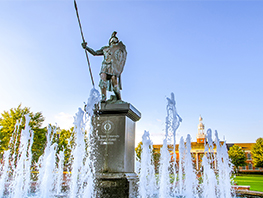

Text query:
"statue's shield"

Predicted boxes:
[[110, 41, 127, 75]]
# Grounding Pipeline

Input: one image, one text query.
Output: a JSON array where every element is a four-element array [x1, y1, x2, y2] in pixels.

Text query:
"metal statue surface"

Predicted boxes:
[[82, 31, 127, 102]]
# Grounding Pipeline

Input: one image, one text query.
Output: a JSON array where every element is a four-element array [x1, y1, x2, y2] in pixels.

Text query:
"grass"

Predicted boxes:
[[156, 173, 263, 192], [233, 174, 263, 192]]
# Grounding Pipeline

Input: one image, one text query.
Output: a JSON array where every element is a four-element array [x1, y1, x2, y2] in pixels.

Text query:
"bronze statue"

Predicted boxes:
[[82, 31, 127, 102]]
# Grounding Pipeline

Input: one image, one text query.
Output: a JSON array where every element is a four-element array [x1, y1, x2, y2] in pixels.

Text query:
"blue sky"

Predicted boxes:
[[0, 0, 262, 145]]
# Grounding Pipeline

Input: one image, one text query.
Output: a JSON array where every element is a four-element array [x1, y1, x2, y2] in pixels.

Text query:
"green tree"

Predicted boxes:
[[153, 150, 161, 173], [135, 141, 160, 173], [57, 127, 74, 166], [0, 104, 46, 163], [135, 141, 142, 161], [228, 144, 247, 173], [31, 127, 47, 164], [251, 137, 263, 168]]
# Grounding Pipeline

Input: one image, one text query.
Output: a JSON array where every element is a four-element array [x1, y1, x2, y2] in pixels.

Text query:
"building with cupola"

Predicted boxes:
[[153, 116, 220, 171], [197, 116, 206, 143], [152, 116, 262, 173]]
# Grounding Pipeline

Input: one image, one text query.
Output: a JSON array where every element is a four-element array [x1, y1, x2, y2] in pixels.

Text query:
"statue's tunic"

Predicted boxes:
[[100, 46, 115, 76], [99, 42, 126, 92]]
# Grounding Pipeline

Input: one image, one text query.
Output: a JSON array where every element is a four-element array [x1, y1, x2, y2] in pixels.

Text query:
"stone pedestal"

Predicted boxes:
[[95, 173, 138, 198], [93, 103, 141, 198]]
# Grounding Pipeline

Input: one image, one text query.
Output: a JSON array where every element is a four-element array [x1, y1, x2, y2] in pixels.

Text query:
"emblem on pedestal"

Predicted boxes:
[[101, 120, 115, 134]]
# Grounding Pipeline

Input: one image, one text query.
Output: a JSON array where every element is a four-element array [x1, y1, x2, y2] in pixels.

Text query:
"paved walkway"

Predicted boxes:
[[237, 190, 263, 197]]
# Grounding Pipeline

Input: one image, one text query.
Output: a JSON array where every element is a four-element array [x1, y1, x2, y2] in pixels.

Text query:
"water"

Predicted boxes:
[[0, 88, 100, 198], [137, 92, 235, 198], [138, 131, 157, 197], [0, 115, 34, 197], [138, 137, 233, 198], [0, 90, 237, 197]]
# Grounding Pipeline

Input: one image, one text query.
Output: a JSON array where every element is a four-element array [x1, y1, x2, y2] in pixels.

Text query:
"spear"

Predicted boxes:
[[74, 0, 95, 87]]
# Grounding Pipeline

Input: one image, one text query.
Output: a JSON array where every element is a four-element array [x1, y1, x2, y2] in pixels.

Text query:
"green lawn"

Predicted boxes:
[[233, 174, 263, 192]]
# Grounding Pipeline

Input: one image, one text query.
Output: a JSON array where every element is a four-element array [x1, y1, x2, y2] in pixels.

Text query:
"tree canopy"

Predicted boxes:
[[135, 141, 143, 161], [251, 137, 263, 168], [135, 141, 160, 173], [0, 104, 46, 163], [228, 144, 247, 173], [57, 127, 74, 166]]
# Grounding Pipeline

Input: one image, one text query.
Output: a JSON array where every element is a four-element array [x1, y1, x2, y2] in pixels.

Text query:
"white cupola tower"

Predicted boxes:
[[197, 116, 206, 143]]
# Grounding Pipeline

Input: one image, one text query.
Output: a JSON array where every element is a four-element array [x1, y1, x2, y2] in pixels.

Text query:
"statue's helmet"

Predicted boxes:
[[109, 31, 119, 45]]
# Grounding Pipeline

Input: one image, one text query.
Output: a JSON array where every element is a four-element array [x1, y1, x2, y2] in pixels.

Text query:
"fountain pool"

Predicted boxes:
[[0, 90, 256, 197]]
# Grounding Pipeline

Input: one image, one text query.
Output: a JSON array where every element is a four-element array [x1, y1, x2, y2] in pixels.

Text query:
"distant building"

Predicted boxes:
[[226, 143, 262, 173], [152, 116, 263, 173]]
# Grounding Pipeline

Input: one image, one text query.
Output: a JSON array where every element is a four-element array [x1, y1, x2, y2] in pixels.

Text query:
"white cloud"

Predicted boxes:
[[150, 134, 165, 145], [54, 112, 74, 130]]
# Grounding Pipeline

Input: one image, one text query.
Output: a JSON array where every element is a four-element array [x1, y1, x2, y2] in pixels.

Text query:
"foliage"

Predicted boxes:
[[135, 141, 161, 173], [0, 104, 46, 163], [228, 145, 247, 173], [153, 151, 161, 173], [135, 141, 142, 160], [31, 127, 47, 164], [251, 138, 263, 168], [57, 127, 74, 166]]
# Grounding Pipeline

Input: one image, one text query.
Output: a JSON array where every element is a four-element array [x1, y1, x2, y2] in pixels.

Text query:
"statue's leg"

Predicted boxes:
[[111, 76, 121, 100], [99, 73, 107, 102]]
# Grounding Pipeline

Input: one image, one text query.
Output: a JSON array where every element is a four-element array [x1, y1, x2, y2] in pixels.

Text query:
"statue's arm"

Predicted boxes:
[[86, 46, 103, 56], [81, 42, 103, 56]]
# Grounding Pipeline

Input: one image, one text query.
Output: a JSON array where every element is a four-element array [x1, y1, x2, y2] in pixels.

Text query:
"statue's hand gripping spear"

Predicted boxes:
[[74, 0, 95, 87]]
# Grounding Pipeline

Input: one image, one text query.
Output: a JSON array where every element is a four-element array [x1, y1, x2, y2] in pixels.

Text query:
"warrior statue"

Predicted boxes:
[[82, 31, 127, 102]]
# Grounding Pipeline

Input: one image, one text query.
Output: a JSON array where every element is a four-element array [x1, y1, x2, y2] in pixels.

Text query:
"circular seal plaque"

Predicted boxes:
[[101, 120, 115, 134]]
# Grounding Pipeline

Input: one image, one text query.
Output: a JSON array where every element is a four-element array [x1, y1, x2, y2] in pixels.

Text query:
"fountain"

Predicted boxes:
[[137, 93, 235, 198], [138, 131, 156, 197], [2, 88, 261, 197], [0, 88, 100, 198], [0, 22, 255, 197], [0, 84, 141, 198]]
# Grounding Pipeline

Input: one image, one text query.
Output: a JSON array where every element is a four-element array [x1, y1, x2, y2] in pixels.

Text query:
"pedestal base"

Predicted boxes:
[[95, 173, 138, 198], [93, 103, 141, 173], [93, 103, 141, 197]]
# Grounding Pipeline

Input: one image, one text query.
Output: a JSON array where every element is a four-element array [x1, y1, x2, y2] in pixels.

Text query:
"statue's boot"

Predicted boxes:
[[101, 93, 106, 103], [113, 86, 121, 100], [99, 80, 107, 102]]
